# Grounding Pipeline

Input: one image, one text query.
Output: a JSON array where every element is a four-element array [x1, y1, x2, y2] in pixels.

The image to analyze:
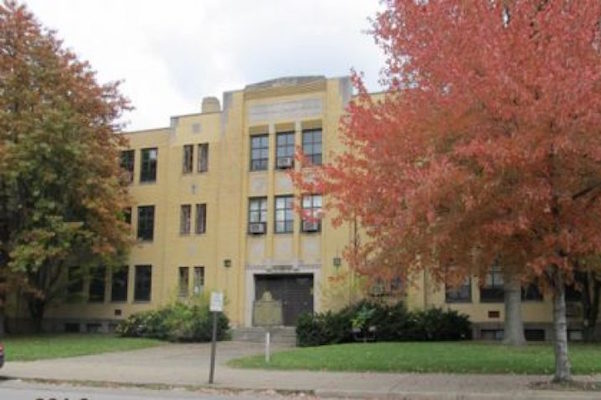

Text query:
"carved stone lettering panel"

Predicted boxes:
[[249, 99, 323, 123]]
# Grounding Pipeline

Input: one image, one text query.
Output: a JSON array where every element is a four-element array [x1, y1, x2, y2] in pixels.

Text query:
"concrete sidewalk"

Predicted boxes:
[[2, 341, 600, 399]]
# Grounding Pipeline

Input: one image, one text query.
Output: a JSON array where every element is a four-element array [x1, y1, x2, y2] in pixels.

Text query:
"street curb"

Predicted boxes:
[[6, 376, 601, 400], [314, 389, 601, 400]]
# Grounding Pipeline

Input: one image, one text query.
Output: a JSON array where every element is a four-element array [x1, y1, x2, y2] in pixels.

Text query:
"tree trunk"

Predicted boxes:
[[553, 271, 572, 383], [503, 273, 526, 346]]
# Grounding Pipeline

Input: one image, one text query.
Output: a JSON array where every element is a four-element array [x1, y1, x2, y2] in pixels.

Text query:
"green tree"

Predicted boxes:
[[0, 1, 131, 331]]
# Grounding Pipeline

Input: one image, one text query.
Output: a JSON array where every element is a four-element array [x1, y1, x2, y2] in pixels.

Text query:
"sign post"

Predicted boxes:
[[208, 291, 224, 384]]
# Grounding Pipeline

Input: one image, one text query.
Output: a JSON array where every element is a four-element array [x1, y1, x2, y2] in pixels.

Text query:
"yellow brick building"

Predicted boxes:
[[37, 76, 587, 341]]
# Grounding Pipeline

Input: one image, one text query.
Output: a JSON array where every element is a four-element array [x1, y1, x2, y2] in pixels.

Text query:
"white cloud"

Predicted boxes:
[[24, 0, 385, 130]]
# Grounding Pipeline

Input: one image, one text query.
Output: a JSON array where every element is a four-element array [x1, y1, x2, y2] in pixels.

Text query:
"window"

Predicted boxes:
[[134, 265, 152, 302], [446, 278, 472, 303], [140, 147, 158, 182], [276, 132, 295, 169], [248, 197, 267, 234], [302, 129, 322, 165], [198, 143, 209, 172], [88, 266, 106, 303], [111, 266, 128, 302], [137, 206, 155, 241], [480, 265, 504, 302], [67, 266, 83, 297], [522, 283, 543, 301], [369, 277, 403, 297], [275, 195, 294, 233], [182, 144, 193, 174], [193, 266, 205, 295], [250, 134, 269, 171], [180, 204, 191, 235], [302, 194, 322, 232], [178, 266, 189, 297], [120, 150, 134, 183], [565, 284, 582, 302], [122, 207, 132, 225], [195, 203, 206, 234]]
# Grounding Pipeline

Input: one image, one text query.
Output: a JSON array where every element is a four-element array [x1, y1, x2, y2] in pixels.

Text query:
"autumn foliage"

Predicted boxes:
[[0, 1, 131, 328], [294, 0, 601, 381]]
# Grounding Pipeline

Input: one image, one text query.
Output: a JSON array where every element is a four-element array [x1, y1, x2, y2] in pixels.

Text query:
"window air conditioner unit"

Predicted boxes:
[[249, 222, 266, 234], [276, 157, 293, 169], [302, 220, 320, 232]]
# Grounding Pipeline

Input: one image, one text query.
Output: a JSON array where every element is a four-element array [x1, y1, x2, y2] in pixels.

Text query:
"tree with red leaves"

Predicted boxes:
[[297, 1, 601, 382]]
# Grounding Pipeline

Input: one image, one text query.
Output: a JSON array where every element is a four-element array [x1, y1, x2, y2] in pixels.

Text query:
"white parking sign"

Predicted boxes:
[[210, 291, 224, 312]]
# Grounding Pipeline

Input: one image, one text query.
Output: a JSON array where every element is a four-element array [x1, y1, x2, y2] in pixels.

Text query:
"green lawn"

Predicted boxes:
[[2, 334, 162, 362], [229, 342, 601, 375]]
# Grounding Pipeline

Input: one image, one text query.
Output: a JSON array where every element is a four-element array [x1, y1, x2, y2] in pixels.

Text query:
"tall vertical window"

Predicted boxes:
[[275, 132, 295, 169], [198, 143, 209, 172], [301, 194, 322, 232], [88, 266, 106, 303], [178, 266, 189, 297], [275, 195, 294, 233], [67, 266, 83, 297], [522, 283, 543, 301], [137, 206, 155, 241], [302, 129, 322, 165], [193, 266, 205, 295], [182, 144, 193, 174], [180, 204, 191, 235], [250, 134, 269, 171], [134, 265, 152, 302], [120, 150, 134, 183], [111, 266, 128, 302], [446, 277, 472, 303], [248, 197, 267, 234], [195, 203, 207, 234], [140, 148, 158, 182], [480, 264, 504, 302]]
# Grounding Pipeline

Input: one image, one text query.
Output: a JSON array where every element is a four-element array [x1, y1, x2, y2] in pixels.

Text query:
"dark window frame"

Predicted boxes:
[[522, 283, 544, 301], [480, 265, 504, 303], [301, 194, 322, 232], [446, 277, 472, 303], [274, 195, 294, 233], [198, 143, 209, 173], [302, 128, 322, 166], [178, 266, 189, 298], [140, 147, 158, 183], [67, 266, 84, 298], [182, 144, 194, 174], [275, 131, 295, 169], [137, 205, 155, 241], [120, 150, 135, 183], [134, 265, 152, 302], [180, 204, 191, 235], [195, 203, 207, 234], [88, 265, 106, 303], [248, 197, 268, 233], [250, 134, 269, 171], [111, 266, 129, 302], [193, 266, 205, 295]]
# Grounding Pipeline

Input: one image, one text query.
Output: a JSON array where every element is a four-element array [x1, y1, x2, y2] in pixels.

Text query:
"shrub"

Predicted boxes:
[[296, 300, 471, 346], [116, 296, 230, 342]]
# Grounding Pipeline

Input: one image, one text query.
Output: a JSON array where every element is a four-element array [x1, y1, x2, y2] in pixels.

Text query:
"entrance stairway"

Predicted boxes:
[[231, 326, 297, 346]]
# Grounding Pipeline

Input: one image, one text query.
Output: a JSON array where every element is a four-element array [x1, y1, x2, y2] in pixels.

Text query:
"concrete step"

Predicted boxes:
[[231, 326, 297, 345]]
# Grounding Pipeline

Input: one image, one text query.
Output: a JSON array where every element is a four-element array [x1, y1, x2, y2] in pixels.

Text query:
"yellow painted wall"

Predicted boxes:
[[45, 76, 569, 334]]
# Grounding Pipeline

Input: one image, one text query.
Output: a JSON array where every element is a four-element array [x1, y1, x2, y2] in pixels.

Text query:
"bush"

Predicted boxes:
[[116, 296, 230, 342], [296, 300, 471, 346]]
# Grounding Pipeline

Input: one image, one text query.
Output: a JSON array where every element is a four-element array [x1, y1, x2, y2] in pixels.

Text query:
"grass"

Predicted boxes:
[[2, 334, 162, 362], [228, 342, 601, 375]]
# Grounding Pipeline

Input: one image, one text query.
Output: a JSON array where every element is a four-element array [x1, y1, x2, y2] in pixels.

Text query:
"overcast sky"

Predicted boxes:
[[23, 1, 386, 131]]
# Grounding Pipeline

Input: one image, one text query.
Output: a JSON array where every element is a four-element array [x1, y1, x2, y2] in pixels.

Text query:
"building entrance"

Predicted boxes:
[[254, 274, 313, 326]]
